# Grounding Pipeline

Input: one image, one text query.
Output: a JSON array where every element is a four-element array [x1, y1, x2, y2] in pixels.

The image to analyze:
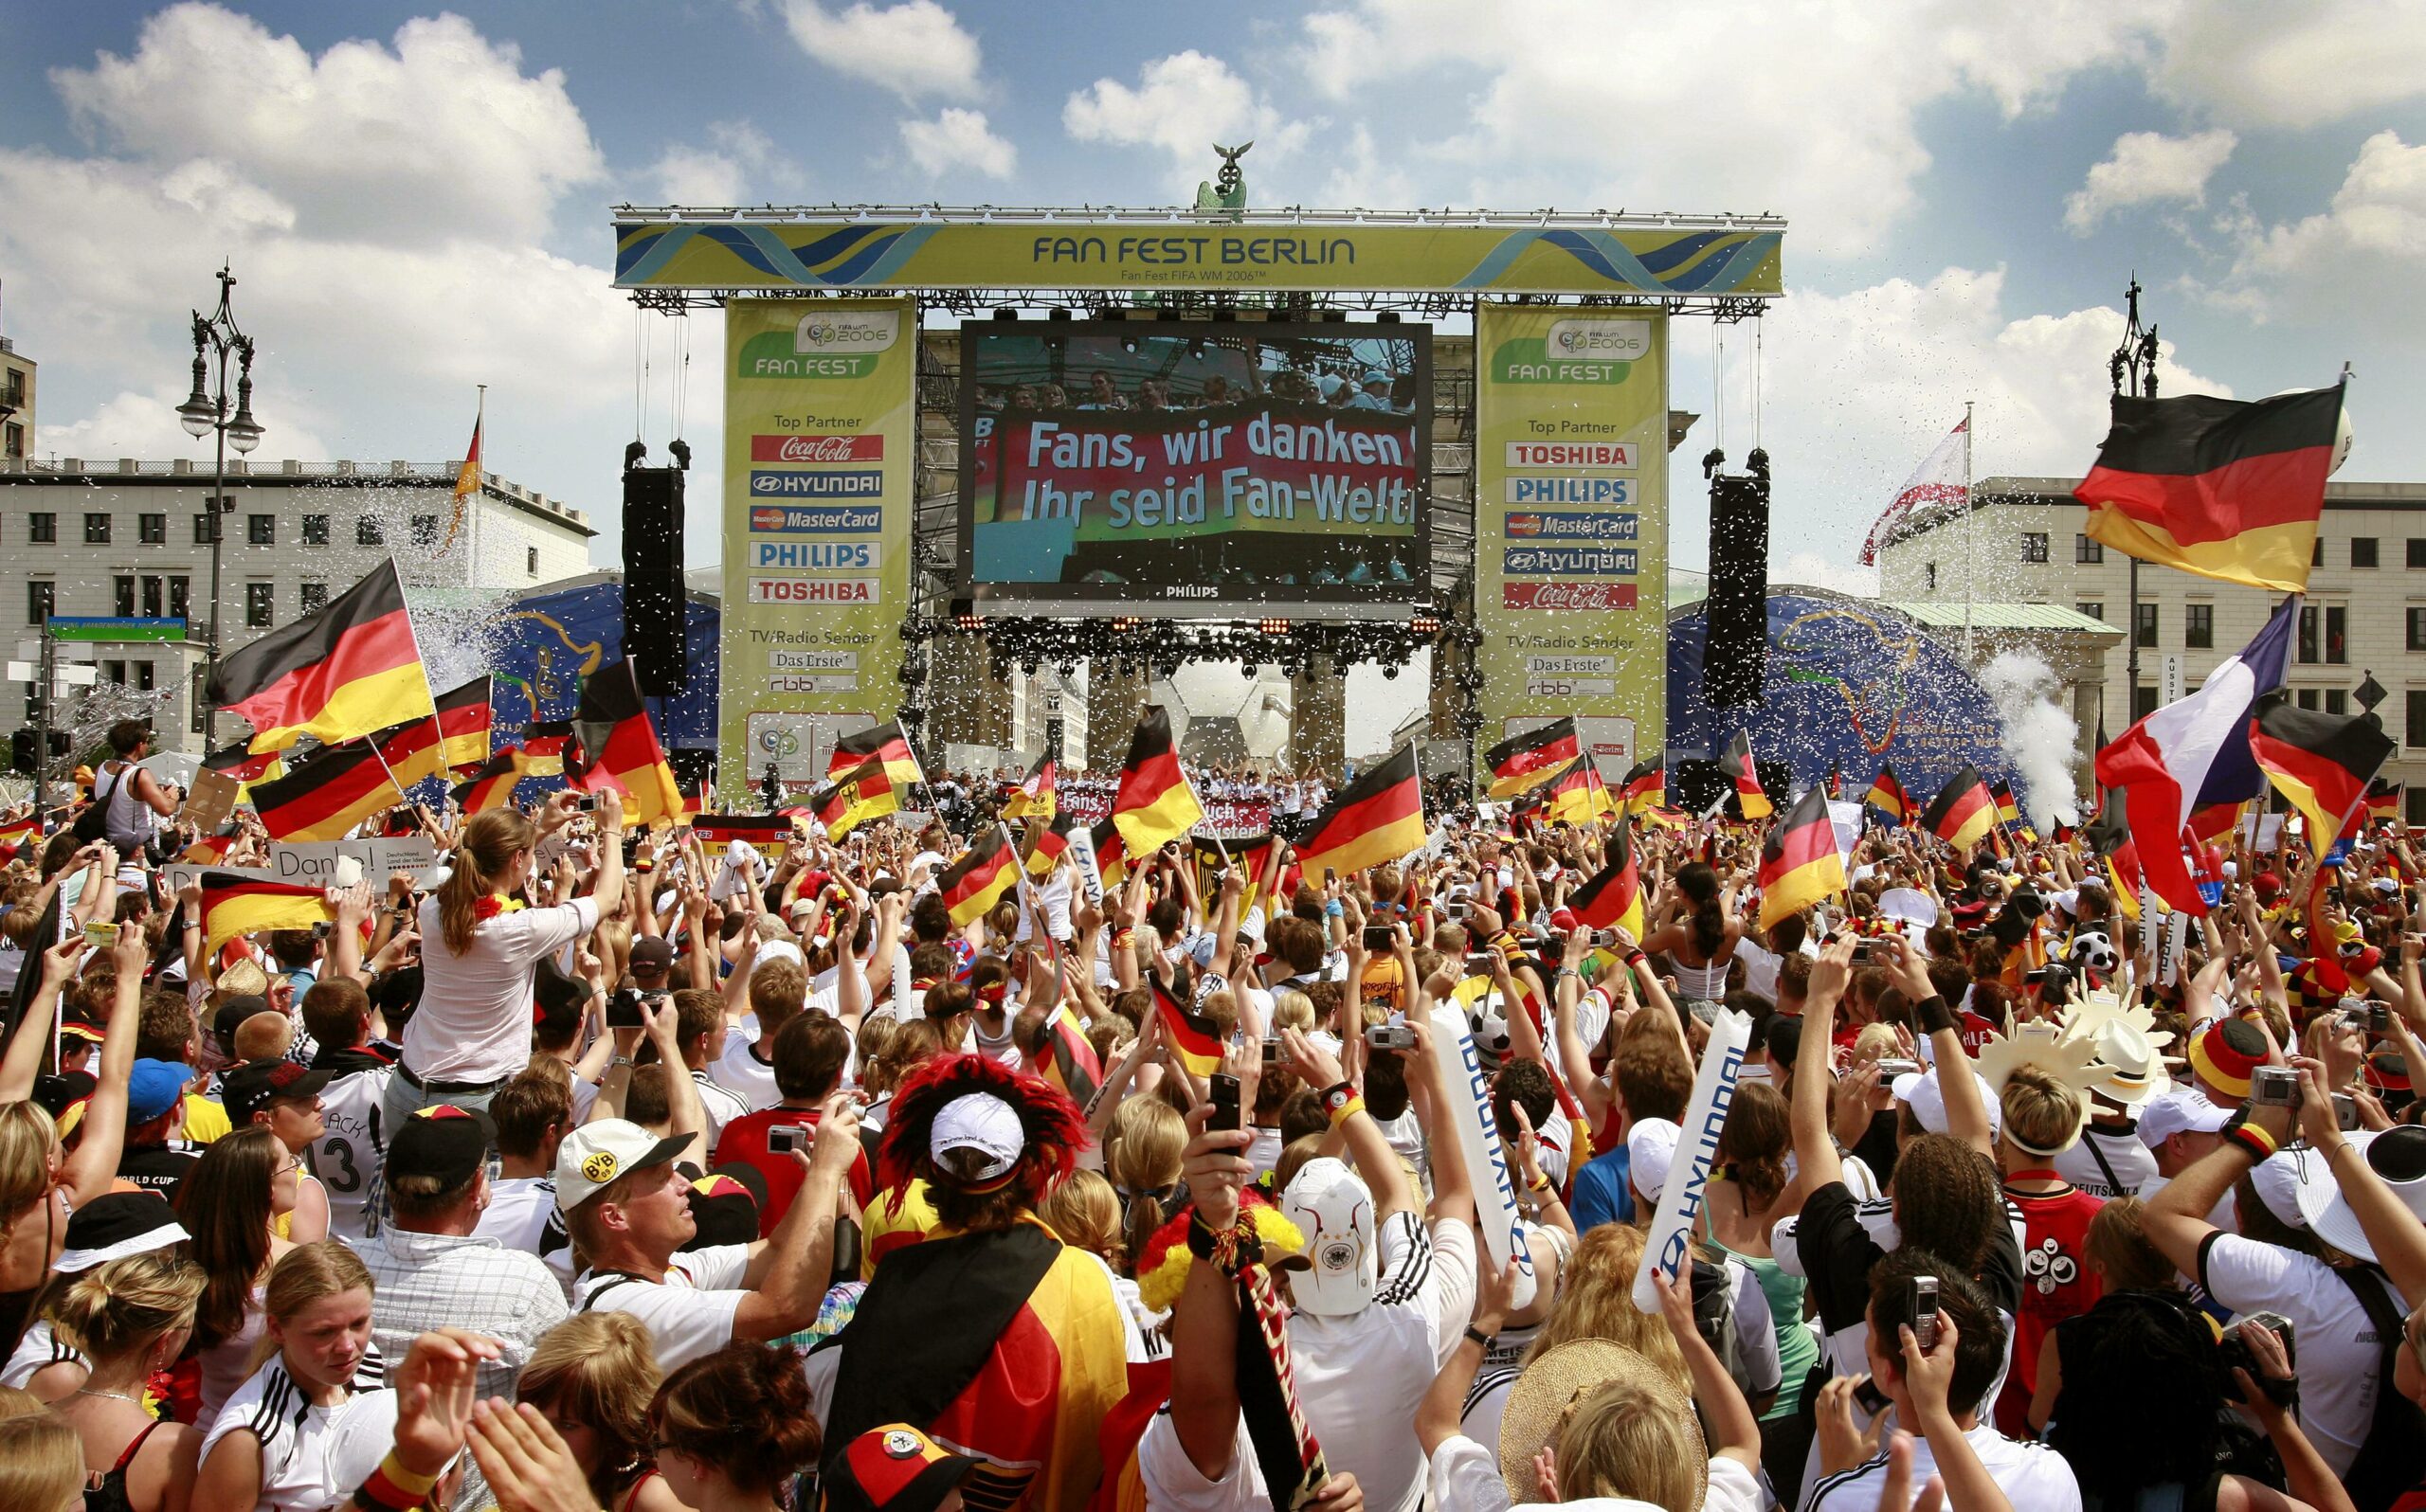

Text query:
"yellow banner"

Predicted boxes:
[[1472, 304, 1669, 781], [616, 218, 1783, 297], [719, 297, 914, 799]]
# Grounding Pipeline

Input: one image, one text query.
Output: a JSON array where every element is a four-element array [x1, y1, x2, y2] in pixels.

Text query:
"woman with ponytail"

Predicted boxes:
[[49, 1248, 207, 1512], [177, 1127, 298, 1428], [194, 1242, 381, 1512], [1639, 860, 1742, 1006], [648, 1341, 824, 1512], [383, 790, 623, 1131]]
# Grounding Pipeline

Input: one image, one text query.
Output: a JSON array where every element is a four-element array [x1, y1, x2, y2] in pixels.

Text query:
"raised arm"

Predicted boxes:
[[1787, 935, 1856, 1201]]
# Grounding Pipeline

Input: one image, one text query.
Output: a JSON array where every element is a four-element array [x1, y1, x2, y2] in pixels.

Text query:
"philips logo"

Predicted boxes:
[[1545, 318, 1651, 361]]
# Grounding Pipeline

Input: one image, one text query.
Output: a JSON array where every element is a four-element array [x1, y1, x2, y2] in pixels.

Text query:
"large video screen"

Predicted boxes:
[[960, 319, 1432, 613]]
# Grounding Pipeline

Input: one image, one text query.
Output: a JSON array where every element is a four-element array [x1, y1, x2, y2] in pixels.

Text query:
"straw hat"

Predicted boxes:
[[1496, 1341, 1703, 1508]]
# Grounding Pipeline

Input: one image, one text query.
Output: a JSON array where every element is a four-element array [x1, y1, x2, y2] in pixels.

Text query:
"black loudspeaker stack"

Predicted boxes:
[[623, 465, 687, 696], [1699, 451, 1771, 711]]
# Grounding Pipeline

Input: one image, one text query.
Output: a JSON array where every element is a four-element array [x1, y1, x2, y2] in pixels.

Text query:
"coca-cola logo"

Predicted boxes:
[[750, 434, 884, 462], [1504, 581, 1638, 612]]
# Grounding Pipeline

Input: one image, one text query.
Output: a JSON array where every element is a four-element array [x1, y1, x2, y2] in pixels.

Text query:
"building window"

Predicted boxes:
[[301, 514, 330, 547], [27, 581, 53, 626], [2409, 539, 2426, 569], [2411, 607, 2426, 652], [2, 423, 20, 459], [245, 583, 273, 628], [140, 576, 162, 618], [2326, 603, 2348, 664], [27, 513, 52, 545], [2129, 685, 2157, 720], [357, 516, 385, 547], [527, 547, 539, 577], [2075, 533, 2103, 565], [1924, 562, 1937, 591], [2295, 687, 2319, 711], [83, 513, 110, 545], [102, 660, 125, 687], [192, 513, 218, 545], [2135, 603, 2159, 648], [168, 577, 190, 622], [2412, 690, 2426, 748], [2077, 602, 2104, 623], [2020, 531, 2049, 564], [2184, 603, 2214, 649], [2300, 603, 2320, 663], [409, 515, 439, 548], [2313, 537, 2325, 567], [137, 513, 166, 545], [2352, 537, 2380, 569], [247, 514, 275, 547], [134, 661, 154, 693], [2327, 688, 2350, 715], [2412, 787, 2426, 827], [113, 577, 135, 618], [299, 582, 328, 615], [190, 669, 208, 734]]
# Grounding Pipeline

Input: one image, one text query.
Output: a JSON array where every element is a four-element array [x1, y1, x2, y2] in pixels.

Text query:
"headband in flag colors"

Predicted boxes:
[[200, 872, 333, 959], [1919, 764, 1997, 853], [432, 675, 493, 770], [2251, 692, 2396, 851], [371, 716, 447, 792], [938, 826, 1021, 927], [248, 738, 405, 842], [450, 749, 525, 814], [692, 814, 794, 848], [1113, 706, 1204, 857], [1089, 817, 1129, 890], [1618, 757, 1664, 811], [812, 757, 896, 841], [1865, 764, 1910, 822], [206, 560, 434, 755], [1152, 976, 1224, 1076], [1567, 824, 1644, 939], [830, 720, 925, 790], [1757, 784, 1848, 929], [518, 721, 576, 776], [1002, 751, 1057, 823], [1294, 744, 1424, 880], [1022, 810, 1076, 876], [2075, 385, 2345, 593], [1720, 731, 1773, 820], [1484, 717, 1579, 801], [570, 660, 682, 829]]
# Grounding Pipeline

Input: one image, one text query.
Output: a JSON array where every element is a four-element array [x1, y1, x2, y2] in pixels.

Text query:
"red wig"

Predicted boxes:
[[877, 1052, 1088, 1205]]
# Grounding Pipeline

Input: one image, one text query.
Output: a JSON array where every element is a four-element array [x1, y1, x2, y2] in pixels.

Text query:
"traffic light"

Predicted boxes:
[[9, 729, 30, 776]]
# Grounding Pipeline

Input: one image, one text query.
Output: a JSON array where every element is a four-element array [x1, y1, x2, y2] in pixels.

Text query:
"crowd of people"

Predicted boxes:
[[9, 714, 2426, 1512]]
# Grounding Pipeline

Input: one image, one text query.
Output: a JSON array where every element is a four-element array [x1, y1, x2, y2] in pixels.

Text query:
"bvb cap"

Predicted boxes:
[[554, 1119, 690, 1213]]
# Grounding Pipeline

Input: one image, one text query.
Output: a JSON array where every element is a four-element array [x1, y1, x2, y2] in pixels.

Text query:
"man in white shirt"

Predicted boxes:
[[670, 988, 751, 1148], [475, 1069, 576, 1299], [558, 1038, 860, 1371]]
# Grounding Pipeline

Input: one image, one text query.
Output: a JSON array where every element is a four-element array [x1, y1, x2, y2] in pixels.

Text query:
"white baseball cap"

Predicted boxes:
[[1892, 1066, 2003, 1139], [932, 1092, 1023, 1182], [1627, 1118, 1681, 1205], [554, 1119, 690, 1213], [2135, 1088, 2230, 1148]]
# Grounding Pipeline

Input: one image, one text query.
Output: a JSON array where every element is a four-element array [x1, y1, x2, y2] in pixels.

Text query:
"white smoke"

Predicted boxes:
[[1975, 650, 2080, 830]]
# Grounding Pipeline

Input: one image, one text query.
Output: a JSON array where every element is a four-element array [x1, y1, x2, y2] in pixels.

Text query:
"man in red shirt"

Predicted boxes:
[[715, 1013, 873, 1235]]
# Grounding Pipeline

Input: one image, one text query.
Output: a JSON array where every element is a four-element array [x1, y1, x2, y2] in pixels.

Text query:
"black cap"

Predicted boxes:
[[386, 1105, 489, 1189], [222, 1060, 334, 1125]]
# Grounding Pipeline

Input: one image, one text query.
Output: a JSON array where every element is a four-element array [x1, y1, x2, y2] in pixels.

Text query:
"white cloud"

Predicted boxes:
[[1064, 51, 1311, 192], [2150, 0, 2426, 128], [648, 121, 802, 206], [2213, 131, 2426, 327], [900, 107, 1016, 179], [37, 387, 335, 464], [779, 0, 982, 99], [50, 4, 602, 244], [2064, 128, 2236, 232]]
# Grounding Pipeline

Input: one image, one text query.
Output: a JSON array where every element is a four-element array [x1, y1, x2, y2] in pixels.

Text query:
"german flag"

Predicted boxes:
[[1002, 751, 1057, 823], [207, 560, 433, 754], [938, 825, 1021, 927], [1618, 757, 1664, 812], [1546, 760, 1614, 827], [1193, 834, 1278, 919], [1720, 731, 1772, 820], [2366, 777, 2401, 821], [693, 814, 794, 848], [1485, 717, 1579, 801], [810, 757, 896, 842], [449, 749, 524, 815], [1757, 784, 1848, 929], [1023, 811, 1076, 877], [1294, 745, 1424, 880], [371, 716, 447, 791], [0, 815, 40, 845], [2076, 384, 2345, 594], [569, 660, 683, 828], [1152, 977, 1223, 1076], [181, 831, 236, 864], [1567, 824, 1644, 939], [519, 721, 576, 777], [829, 721, 924, 791], [1111, 706, 1203, 857], [202, 741, 284, 792], [1919, 764, 1997, 853], [432, 676, 492, 770], [249, 738, 405, 842], [1992, 780, 2021, 827], [2252, 692, 2396, 850], [1866, 764, 1910, 822], [1089, 818, 1129, 891], [200, 871, 333, 959], [1034, 1003, 1102, 1111], [2083, 783, 2144, 921]]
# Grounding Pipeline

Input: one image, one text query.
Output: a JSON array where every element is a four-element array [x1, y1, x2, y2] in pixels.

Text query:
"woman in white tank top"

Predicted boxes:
[[1638, 860, 1743, 1004]]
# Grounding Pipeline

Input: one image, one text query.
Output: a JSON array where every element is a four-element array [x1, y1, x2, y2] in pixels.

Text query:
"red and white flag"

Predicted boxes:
[[1858, 416, 1969, 565]]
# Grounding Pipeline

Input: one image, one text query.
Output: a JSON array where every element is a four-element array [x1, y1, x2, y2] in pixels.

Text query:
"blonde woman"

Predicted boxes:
[[1043, 1169, 1159, 1361], [1456, 1223, 1689, 1455], [193, 1243, 382, 1512], [516, 1314, 682, 1512], [1105, 1094, 1186, 1269], [0, 1411, 86, 1512], [49, 1249, 207, 1512]]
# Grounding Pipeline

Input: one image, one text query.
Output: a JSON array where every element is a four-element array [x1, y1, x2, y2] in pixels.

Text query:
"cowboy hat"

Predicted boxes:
[[1496, 1340, 1704, 1509]]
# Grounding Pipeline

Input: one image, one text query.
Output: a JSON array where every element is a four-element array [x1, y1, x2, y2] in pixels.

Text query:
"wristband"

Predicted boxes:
[[2224, 1123, 2279, 1161], [1623, 949, 1648, 968], [1325, 901, 1345, 919], [1326, 1093, 1367, 1129], [1187, 1210, 1250, 1275], [349, 1451, 441, 1512], [1527, 1172, 1553, 1194], [1912, 994, 1960, 1036], [1462, 1324, 1494, 1350]]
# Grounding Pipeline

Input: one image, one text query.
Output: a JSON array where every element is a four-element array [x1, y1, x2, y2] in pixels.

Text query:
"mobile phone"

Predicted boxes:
[[1590, 928, 1620, 948], [1365, 1023, 1418, 1051], [1259, 1035, 1278, 1067], [606, 987, 644, 1030], [1362, 924, 1394, 951], [81, 922, 118, 950], [1852, 1376, 1892, 1416], [2250, 1065, 2300, 1107], [1323, 868, 1336, 887], [1908, 1275, 1940, 1350], [768, 1124, 808, 1155], [1209, 1072, 1242, 1132]]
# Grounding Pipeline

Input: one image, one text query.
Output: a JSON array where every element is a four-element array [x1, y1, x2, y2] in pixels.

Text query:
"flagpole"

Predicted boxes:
[[1963, 400, 1975, 664]]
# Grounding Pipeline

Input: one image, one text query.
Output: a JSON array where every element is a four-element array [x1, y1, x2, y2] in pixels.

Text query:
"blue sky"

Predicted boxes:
[[2, 0, 2422, 596]]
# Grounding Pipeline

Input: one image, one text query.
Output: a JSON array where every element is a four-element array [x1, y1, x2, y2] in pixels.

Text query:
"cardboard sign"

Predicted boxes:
[[267, 837, 441, 890], [180, 767, 241, 836]]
